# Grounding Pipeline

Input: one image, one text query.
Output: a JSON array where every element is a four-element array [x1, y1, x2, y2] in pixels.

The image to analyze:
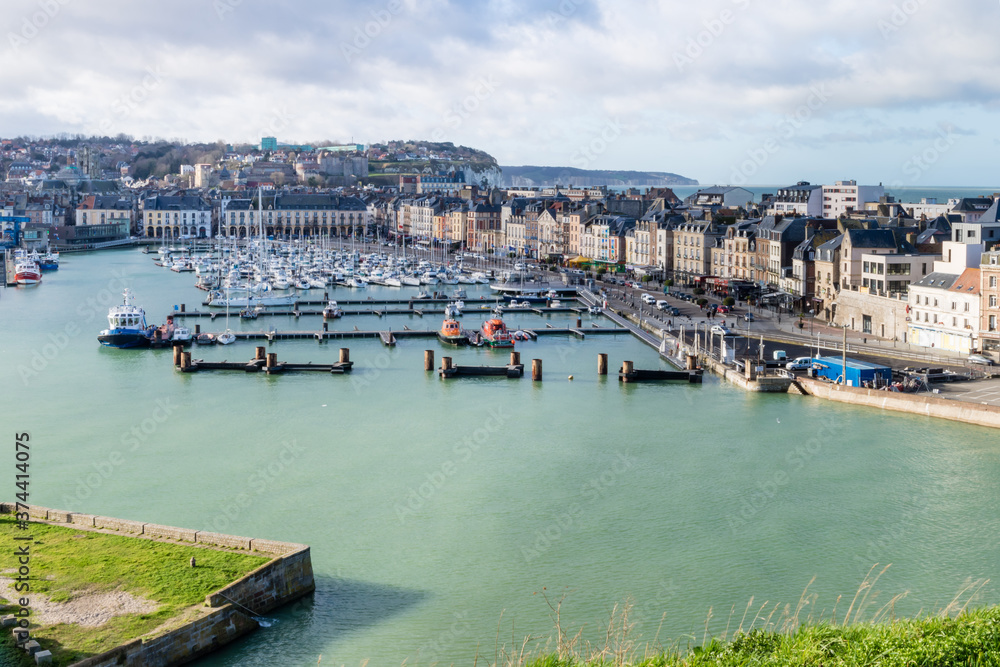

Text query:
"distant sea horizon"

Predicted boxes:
[[644, 185, 1000, 205]]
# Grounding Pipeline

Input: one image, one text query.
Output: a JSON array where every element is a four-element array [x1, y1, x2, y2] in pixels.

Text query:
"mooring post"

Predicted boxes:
[[532, 358, 542, 381], [180, 303, 185, 312], [181, 352, 192, 371], [339, 348, 350, 364], [266, 353, 277, 369], [621, 360, 634, 382], [172, 344, 182, 367], [255, 346, 266, 361], [441, 356, 453, 372], [424, 349, 434, 371], [510, 351, 521, 366], [598, 353, 608, 376], [686, 355, 697, 371], [576, 318, 582, 328], [195, 323, 201, 334]]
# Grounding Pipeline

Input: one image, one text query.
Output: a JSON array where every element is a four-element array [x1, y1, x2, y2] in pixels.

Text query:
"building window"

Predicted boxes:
[[991, 315, 997, 332], [991, 276, 997, 288], [991, 295, 998, 308]]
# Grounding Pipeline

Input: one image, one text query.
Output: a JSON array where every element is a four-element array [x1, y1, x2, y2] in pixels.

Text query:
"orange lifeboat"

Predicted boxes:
[[438, 318, 469, 346], [481, 318, 514, 348]]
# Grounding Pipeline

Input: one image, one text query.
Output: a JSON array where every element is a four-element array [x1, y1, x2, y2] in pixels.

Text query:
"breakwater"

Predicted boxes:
[[1, 504, 314, 667]]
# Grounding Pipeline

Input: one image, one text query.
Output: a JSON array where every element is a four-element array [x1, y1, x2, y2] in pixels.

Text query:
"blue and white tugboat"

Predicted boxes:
[[98, 289, 154, 348]]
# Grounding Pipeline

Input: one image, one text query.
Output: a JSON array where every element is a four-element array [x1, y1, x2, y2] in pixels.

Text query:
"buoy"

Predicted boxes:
[[568, 375, 574, 380]]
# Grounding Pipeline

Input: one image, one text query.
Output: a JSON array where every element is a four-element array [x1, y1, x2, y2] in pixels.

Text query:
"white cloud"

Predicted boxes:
[[0, 0, 998, 184]]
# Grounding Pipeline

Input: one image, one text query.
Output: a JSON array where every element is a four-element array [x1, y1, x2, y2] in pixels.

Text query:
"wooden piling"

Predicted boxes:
[[425, 350, 435, 371], [621, 360, 634, 382], [255, 346, 266, 361], [172, 344, 182, 367], [339, 348, 350, 364], [180, 304, 185, 312], [181, 352, 192, 371], [510, 351, 521, 366], [576, 318, 582, 328], [532, 358, 542, 381], [323, 322, 328, 332], [266, 353, 277, 369], [686, 355, 697, 370], [441, 356, 453, 372], [195, 323, 201, 334], [598, 353, 608, 375]]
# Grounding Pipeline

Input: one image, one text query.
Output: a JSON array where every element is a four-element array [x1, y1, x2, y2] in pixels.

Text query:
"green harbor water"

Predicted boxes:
[[2, 249, 999, 666]]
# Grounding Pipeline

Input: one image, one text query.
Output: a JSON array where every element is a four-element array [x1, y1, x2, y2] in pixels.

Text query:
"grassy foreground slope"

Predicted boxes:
[[0, 516, 269, 665], [515, 607, 1000, 667]]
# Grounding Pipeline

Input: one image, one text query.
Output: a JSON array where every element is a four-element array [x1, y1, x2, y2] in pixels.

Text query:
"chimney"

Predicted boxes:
[[906, 232, 916, 246]]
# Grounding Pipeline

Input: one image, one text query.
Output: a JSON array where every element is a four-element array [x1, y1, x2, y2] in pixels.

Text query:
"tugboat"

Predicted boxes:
[[438, 318, 469, 346], [98, 289, 153, 348], [480, 317, 514, 348]]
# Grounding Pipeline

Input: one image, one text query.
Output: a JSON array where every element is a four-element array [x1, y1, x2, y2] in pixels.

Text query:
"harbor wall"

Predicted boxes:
[[790, 376, 1000, 430], [0, 504, 315, 667]]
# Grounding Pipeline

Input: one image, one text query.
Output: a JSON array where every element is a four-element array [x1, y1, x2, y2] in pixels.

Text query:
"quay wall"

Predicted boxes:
[[0, 504, 315, 667], [790, 377, 1000, 430]]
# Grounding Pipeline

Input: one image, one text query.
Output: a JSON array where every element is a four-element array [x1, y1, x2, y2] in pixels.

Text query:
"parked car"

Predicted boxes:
[[655, 300, 669, 311], [744, 312, 755, 322], [968, 354, 995, 366], [710, 324, 731, 335], [786, 357, 813, 371], [641, 293, 656, 305], [717, 305, 730, 313]]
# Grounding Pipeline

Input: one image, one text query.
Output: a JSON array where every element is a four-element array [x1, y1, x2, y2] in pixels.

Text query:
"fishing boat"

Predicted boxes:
[[98, 289, 153, 348], [38, 251, 59, 271], [481, 318, 514, 348], [14, 257, 41, 285], [437, 318, 469, 346], [323, 300, 343, 319]]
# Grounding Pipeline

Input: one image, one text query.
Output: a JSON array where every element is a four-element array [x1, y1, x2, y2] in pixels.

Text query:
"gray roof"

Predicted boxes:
[[911, 272, 959, 290], [975, 199, 1000, 223], [844, 228, 899, 249]]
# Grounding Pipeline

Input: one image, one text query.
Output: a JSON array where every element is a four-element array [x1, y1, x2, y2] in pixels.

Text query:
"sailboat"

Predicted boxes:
[[217, 287, 236, 345]]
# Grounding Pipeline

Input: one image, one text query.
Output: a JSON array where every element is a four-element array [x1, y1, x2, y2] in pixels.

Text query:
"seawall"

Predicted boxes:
[[1, 504, 315, 667], [789, 376, 1000, 430]]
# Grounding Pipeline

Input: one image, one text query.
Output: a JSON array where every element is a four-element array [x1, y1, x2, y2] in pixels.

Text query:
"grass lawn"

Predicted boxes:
[[519, 609, 1000, 666], [0, 515, 269, 666]]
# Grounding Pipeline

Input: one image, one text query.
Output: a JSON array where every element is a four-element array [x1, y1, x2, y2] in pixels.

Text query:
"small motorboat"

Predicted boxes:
[[588, 305, 602, 314], [323, 300, 344, 319], [240, 306, 261, 320], [195, 332, 217, 345], [217, 330, 237, 345], [172, 326, 194, 346]]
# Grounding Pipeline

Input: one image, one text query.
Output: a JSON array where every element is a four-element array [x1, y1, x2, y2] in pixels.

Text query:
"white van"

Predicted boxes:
[[655, 300, 669, 311]]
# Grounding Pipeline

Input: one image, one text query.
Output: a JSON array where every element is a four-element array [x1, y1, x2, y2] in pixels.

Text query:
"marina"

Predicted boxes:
[[3, 248, 1000, 666]]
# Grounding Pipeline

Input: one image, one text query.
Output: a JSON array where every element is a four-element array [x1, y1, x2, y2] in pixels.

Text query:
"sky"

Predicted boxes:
[[1, 0, 998, 187]]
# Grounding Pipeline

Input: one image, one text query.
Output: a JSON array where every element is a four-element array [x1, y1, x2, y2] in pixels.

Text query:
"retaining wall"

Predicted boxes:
[[0, 504, 315, 667], [791, 376, 1000, 429]]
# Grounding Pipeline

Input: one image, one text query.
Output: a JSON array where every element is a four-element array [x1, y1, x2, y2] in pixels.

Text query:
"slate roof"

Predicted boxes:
[[911, 272, 959, 290]]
